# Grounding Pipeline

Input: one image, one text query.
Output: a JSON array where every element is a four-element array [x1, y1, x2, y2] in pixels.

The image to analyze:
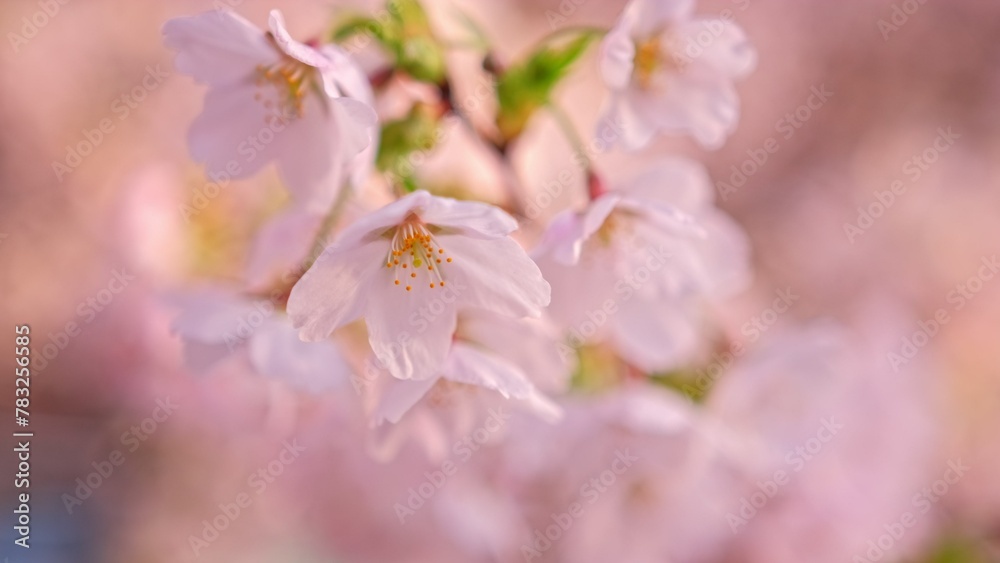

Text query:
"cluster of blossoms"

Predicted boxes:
[[163, 0, 754, 432], [155, 1, 930, 560]]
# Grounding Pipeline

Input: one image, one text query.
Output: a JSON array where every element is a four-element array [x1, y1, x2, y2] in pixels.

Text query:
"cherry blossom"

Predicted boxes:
[[287, 190, 551, 381], [535, 157, 750, 371], [163, 9, 377, 211], [598, 0, 756, 149]]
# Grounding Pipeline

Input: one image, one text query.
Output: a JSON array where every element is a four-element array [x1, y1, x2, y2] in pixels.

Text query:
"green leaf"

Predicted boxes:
[[330, 16, 387, 44], [332, 0, 446, 84], [495, 31, 598, 141]]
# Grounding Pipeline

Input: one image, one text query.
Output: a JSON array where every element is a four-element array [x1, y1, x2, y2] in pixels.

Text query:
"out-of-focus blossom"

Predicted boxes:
[[244, 207, 325, 290], [369, 312, 566, 459], [163, 9, 378, 212], [504, 383, 754, 563], [599, 0, 756, 149], [707, 321, 939, 563], [288, 190, 551, 381], [535, 158, 750, 371], [170, 287, 349, 393]]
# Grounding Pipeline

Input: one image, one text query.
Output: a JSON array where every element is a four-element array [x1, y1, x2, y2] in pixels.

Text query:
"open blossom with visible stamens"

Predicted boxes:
[[287, 190, 551, 381], [163, 10, 377, 212], [598, 0, 756, 150], [535, 158, 750, 371]]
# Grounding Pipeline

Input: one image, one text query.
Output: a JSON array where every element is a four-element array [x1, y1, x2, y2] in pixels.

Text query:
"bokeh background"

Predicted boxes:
[[1, 0, 999, 561]]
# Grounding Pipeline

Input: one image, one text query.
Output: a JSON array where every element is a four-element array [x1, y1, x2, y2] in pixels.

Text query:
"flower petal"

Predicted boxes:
[[187, 82, 288, 179], [597, 95, 659, 152], [332, 190, 434, 247], [169, 288, 271, 343], [245, 208, 323, 288], [248, 318, 349, 393], [600, 25, 636, 90], [163, 11, 275, 85], [318, 44, 375, 103], [533, 209, 585, 266], [274, 97, 375, 212], [365, 281, 458, 380], [447, 344, 562, 422], [419, 195, 519, 239], [648, 70, 741, 150], [620, 157, 715, 212], [442, 235, 551, 318], [267, 10, 329, 69], [445, 343, 535, 400], [675, 18, 756, 78], [536, 246, 620, 333], [371, 376, 440, 425], [611, 295, 701, 371], [460, 312, 572, 393], [580, 193, 622, 242], [287, 239, 385, 341]]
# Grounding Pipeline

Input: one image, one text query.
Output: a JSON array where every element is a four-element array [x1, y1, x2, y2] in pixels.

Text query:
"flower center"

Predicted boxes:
[[595, 209, 638, 247], [254, 36, 316, 119], [633, 33, 680, 89], [385, 217, 453, 292]]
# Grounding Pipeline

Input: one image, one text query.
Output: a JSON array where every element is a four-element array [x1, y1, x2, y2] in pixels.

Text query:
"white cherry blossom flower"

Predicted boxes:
[[287, 191, 551, 381], [535, 157, 750, 371], [599, 0, 756, 150], [163, 9, 377, 211]]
